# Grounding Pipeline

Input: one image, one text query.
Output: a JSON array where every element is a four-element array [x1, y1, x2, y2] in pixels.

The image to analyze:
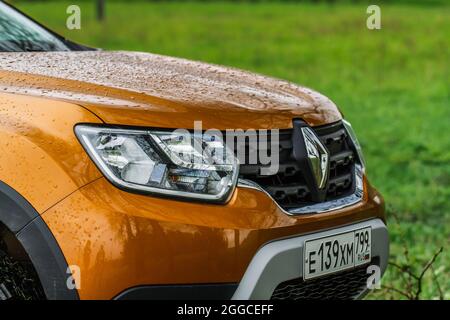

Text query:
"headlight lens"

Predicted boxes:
[[75, 125, 239, 202], [342, 119, 366, 170]]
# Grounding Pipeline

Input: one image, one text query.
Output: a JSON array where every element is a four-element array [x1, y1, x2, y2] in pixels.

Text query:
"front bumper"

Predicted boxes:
[[40, 176, 386, 300], [232, 218, 389, 299], [114, 218, 388, 300]]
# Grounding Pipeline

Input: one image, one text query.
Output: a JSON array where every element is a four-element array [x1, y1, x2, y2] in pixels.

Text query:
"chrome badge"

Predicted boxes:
[[301, 127, 329, 189]]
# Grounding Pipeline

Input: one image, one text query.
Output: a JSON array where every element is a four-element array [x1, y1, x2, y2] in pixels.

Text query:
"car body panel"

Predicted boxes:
[[41, 176, 384, 299], [0, 92, 102, 214], [0, 46, 387, 300], [0, 51, 342, 129]]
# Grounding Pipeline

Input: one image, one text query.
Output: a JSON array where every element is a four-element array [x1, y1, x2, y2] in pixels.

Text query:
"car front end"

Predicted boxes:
[[0, 2, 388, 301]]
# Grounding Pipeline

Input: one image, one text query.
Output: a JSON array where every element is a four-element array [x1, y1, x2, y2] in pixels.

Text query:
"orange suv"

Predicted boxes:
[[0, 2, 388, 300]]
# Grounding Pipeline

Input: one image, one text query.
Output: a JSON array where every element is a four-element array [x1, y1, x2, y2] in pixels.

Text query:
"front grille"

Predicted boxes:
[[235, 121, 357, 211], [271, 261, 374, 300]]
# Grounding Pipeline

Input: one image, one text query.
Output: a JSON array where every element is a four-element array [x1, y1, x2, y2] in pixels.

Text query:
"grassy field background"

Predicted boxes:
[[14, 0, 449, 299]]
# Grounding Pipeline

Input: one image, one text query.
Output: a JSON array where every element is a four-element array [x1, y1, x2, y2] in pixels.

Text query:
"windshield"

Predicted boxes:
[[0, 1, 70, 52]]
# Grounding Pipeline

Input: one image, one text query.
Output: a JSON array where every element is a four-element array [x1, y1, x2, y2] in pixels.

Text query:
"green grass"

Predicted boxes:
[[15, 1, 450, 299]]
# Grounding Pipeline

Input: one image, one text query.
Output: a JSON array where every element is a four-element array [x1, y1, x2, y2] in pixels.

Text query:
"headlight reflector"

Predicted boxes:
[[75, 125, 239, 202]]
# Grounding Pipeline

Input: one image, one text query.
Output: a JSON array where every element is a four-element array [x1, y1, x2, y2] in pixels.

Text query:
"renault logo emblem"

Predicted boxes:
[[300, 127, 329, 189]]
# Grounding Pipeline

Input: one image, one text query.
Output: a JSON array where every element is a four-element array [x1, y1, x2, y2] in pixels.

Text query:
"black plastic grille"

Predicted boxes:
[[271, 261, 373, 300], [235, 121, 357, 211]]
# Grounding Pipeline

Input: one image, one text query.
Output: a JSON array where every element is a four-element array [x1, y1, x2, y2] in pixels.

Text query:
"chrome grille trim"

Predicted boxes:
[[238, 164, 363, 215]]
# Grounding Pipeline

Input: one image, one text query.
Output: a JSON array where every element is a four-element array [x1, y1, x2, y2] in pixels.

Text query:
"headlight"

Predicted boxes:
[[75, 125, 239, 203], [342, 119, 366, 170]]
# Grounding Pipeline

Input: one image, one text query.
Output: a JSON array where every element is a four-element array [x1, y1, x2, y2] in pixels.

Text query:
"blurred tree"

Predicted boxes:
[[97, 0, 104, 21]]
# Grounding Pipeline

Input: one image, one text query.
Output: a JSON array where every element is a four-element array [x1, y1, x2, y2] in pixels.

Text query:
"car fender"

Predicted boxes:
[[0, 92, 102, 214], [0, 92, 103, 299]]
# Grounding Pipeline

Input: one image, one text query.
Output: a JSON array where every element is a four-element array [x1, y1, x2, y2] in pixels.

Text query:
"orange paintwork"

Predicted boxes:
[[0, 92, 102, 213], [42, 176, 384, 300], [0, 50, 385, 300], [0, 51, 342, 129]]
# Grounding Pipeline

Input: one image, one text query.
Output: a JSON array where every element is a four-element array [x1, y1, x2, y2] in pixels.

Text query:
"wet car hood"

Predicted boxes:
[[0, 51, 341, 129]]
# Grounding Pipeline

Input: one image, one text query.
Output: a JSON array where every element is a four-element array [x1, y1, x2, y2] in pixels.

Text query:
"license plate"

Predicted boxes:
[[303, 227, 371, 280]]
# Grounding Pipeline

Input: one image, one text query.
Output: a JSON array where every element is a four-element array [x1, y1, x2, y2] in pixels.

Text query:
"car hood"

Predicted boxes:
[[0, 51, 341, 129]]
